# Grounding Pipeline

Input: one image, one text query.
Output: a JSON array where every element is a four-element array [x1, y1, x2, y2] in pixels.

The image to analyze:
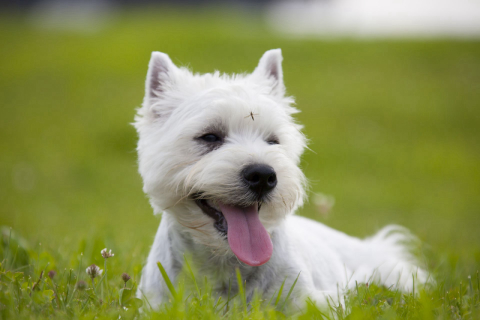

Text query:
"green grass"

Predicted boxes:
[[1, 229, 479, 319], [0, 6, 479, 319]]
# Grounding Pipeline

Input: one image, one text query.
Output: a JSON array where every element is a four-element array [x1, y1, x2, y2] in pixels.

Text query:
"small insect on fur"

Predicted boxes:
[[244, 111, 259, 121]]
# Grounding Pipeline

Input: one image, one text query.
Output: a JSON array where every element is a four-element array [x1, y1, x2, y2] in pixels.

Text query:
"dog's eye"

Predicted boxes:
[[200, 134, 221, 143], [267, 138, 279, 145]]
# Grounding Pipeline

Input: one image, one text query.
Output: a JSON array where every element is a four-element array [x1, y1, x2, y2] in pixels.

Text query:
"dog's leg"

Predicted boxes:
[[137, 213, 180, 309]]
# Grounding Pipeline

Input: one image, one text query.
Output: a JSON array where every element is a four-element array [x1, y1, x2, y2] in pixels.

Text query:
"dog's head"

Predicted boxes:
[[134, 49, 307, 266]]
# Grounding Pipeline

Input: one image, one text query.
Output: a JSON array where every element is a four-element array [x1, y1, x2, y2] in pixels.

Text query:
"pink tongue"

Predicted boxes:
[[219, 203, 273, 267]]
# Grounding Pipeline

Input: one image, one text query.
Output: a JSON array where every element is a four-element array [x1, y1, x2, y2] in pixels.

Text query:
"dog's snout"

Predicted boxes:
[[242, 164, 277, 197]]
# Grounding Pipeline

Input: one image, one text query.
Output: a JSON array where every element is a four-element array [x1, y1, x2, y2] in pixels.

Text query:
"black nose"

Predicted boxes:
[[242, 164, 277, 198]]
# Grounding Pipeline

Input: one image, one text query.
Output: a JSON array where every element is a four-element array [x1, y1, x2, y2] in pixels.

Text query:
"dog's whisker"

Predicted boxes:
[[176, 219, 210, 236], [281, 194, 288, 210], [163, 191, 195, 211], [166, 159, 198, 175]]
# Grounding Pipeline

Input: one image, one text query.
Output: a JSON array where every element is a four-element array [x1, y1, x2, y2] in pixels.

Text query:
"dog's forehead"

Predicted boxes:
[[160, 70, 299, 140], [186, 85, 286, 132]]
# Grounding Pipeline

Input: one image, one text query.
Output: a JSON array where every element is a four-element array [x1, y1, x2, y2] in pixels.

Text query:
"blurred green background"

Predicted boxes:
[[1, 8, 479, 275]]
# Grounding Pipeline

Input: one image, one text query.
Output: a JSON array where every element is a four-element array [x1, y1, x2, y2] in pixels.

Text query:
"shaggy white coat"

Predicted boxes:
[[134, 49, 428, 309]]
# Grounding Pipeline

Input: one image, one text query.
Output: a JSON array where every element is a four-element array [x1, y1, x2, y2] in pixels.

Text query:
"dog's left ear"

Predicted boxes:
[[143, 51, 178, 117], [144, 51, 179, 107], [252, 49, 285, 97]]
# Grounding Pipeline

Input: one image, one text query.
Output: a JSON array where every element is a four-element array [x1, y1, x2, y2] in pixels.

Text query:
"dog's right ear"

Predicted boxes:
[[252, 49, 285, 97], [144, 51, 179, 107]]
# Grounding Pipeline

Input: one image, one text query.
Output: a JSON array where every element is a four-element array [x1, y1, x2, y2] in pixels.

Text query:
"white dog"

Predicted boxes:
[[134, 49, 427, 309]]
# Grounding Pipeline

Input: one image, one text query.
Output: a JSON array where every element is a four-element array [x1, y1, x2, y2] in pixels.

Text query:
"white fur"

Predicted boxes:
[[134, 49, 428, 309]]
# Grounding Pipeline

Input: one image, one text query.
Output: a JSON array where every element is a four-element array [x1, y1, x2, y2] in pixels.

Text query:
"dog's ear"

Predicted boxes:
[[252, 49, 285, 97], [144, 51, 178, 105]]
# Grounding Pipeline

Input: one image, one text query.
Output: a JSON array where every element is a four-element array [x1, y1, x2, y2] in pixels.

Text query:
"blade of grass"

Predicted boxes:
[[139, 288, 154, 312], [275, 276, 287, 307], [477, 270, 479, 292], [183, 255, 201, 297], [12, 264, 31, 272], [225, 278, 231, 315], [266, 289, 278, 307], [281, 271, 301, 312], [65, 269, 72, 305], [5, 228, 12, 269], [68, 253, 84, 306], [157, 261, 177, 298], [220, 293, 238, 312], [94, 272, 106, 293], [213, 296, 223, 312], [236, 268, 247, 312], [10, 245, 19, 271], [103, 258, 110, 303], [80, 295, 92, 314]]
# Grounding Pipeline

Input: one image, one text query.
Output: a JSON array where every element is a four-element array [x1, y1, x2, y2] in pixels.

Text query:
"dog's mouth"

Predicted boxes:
[[193, 195, 272, 267], [194, 198, 229, 236]]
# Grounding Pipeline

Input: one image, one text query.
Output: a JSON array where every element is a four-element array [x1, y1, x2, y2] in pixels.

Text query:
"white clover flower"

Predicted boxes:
[[86, 264, 103, 279], [101, 248, 114, 259]]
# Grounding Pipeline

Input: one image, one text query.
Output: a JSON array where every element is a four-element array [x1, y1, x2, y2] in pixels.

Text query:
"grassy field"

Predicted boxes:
[[0, 7, 479, 319]]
